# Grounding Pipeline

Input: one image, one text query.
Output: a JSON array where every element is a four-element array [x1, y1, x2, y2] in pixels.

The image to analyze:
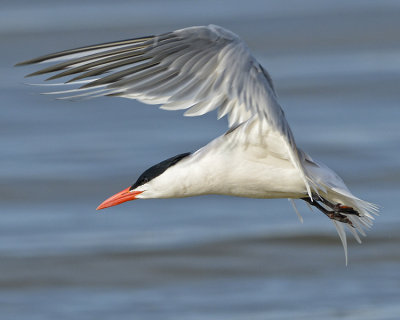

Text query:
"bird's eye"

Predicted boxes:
[[142, 177, 149, 184]]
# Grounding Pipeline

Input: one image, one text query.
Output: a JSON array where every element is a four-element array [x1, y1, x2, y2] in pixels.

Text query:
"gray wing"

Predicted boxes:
[[17, 24, 313, 195]]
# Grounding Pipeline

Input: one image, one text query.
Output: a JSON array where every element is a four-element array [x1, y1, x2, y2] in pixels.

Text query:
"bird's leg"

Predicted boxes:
[[318, 197, 360, 216], [301, 196, 357, 226]]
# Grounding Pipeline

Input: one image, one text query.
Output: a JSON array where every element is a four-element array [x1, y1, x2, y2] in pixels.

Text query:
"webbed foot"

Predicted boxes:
[[301, 196, 360, 226]]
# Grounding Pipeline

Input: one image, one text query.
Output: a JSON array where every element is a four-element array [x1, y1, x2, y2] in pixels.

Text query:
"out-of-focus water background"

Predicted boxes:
[[2, 0, 400, 319]]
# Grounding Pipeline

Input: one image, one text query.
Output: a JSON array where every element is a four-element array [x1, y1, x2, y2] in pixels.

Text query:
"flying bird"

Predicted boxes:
[[16, 25, 378, 263]]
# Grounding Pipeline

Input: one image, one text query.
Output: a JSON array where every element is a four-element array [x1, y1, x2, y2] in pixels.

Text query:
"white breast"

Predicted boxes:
[[141, 126, 307, 200]]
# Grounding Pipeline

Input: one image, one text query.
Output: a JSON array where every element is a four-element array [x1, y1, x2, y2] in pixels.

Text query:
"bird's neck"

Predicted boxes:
[[143, 150, 226, 199]]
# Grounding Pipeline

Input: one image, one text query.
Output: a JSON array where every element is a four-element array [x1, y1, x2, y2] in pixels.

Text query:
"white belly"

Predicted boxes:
[[209, 153, 307, 198], [145, 128, 309, 200], [167, 137, 308, 199]]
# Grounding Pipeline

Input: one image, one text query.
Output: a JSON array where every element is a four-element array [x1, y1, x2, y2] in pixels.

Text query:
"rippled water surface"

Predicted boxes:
[[1, 1, 400, 319]]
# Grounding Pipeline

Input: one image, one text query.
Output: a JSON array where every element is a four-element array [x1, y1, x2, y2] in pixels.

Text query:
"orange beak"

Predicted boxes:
[[96, 187, 143, 210]]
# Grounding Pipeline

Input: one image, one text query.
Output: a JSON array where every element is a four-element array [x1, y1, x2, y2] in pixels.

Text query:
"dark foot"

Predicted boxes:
[[333, 204, 360, 216], [301, 196, 360, 226], [325, 211, 353, 225]]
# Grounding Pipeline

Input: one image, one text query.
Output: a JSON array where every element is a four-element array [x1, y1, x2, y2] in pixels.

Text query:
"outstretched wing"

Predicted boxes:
[[16, 24, 313, 196]]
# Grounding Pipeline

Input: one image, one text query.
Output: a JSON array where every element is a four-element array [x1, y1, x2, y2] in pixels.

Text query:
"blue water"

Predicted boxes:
[[1, 1, 400, 319]]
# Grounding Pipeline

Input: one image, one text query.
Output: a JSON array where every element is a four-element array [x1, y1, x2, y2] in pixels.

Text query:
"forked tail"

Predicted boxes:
[[297, 158, 379, 264]]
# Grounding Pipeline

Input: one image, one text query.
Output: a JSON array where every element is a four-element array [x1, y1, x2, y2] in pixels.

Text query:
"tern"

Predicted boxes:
[[16, 25, 378, 262]]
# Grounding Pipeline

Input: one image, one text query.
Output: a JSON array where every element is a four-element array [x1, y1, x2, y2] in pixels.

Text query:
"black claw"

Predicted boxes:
[[333, 204, 360, 216], [301, 196, 357, 226], [326, 211, 353, 226]]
